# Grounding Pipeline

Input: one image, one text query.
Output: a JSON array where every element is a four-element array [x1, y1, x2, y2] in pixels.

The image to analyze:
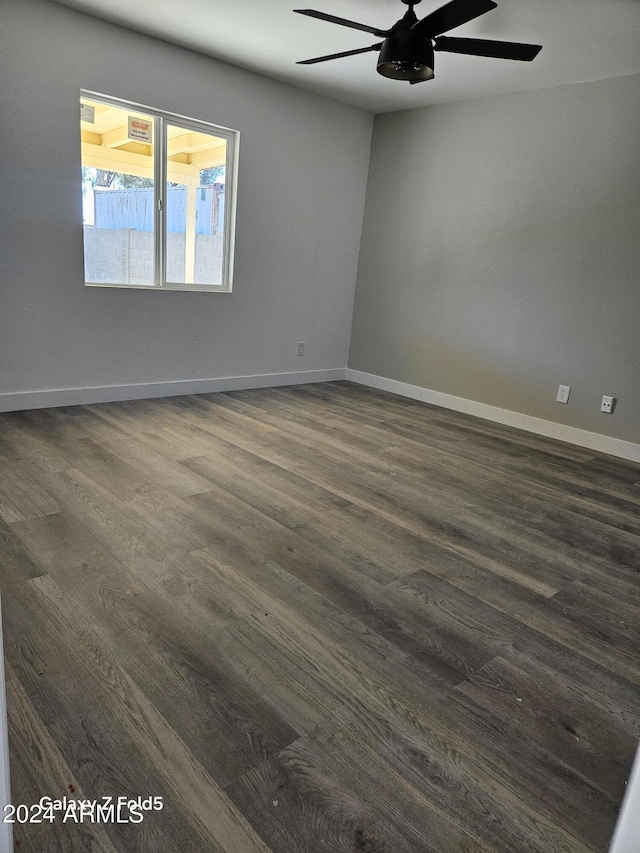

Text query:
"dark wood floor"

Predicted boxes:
[[0, 382, 638, 852]]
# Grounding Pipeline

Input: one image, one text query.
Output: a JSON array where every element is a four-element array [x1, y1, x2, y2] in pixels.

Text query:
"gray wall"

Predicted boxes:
[[350, 75, 640, 444], [0, 0, 372, 399]]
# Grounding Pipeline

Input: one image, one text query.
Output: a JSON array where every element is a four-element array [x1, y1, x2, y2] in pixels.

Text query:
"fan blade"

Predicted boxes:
[[413, 0, 497, 38], [297, 43, 383, 65], [294, 9, 390, 37], [434, 36, 542, 60]]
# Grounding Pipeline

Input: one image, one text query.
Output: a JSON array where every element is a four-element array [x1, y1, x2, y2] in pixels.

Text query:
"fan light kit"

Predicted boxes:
[[295, 0, 542, 83]]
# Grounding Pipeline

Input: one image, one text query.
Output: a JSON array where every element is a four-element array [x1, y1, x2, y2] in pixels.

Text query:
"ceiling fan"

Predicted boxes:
[[295, 0, 542, 83]]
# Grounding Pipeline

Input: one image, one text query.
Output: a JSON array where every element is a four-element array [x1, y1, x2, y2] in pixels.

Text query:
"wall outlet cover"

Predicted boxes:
[[601, 395, 615, 414], [556, 385, 571, 404]]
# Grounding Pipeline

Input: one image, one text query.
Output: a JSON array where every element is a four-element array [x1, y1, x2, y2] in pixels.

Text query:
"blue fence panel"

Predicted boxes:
[[94, 188, 154, 231], [94, 186, 225, 234], [165, 187, 185, 234]]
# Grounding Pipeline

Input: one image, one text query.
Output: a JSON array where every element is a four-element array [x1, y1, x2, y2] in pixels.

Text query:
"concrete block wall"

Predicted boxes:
[[195, 234, 224, 285], [129, 232, 154, 285], [166, 233, 186, 283], [83, 228, 131, 284], [83, 228, 224, 285]]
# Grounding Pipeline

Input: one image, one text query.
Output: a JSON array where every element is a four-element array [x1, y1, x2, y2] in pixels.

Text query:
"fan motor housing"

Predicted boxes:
[[377, 29, 435, 80]]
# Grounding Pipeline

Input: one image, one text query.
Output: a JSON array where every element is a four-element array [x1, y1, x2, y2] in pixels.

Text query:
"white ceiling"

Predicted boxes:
[[51, 0, 640, 113]]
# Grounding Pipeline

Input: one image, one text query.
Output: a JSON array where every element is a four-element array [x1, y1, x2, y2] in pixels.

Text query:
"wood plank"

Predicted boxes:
[[390, 570, 640, 738], [181, 549, 615, 851], [455, 652, 636, 800], [11, 510, 300, 789], [186, 487, 500, 684], [7, 677, 119, 853], [226, 730, 493, 853], [0, 462, 60, 523], [394, 567, 640, 692], [179, 424, 580, 598], [182, 443, 571, 598], [0, 518, 45, 588], [4, 575, 273, 853], [80, 410, 214, 497], [25, 466, 191, 584], [213, 610, 607, 852], [0, 409, 89, 473], [1, 383, 638, 852]]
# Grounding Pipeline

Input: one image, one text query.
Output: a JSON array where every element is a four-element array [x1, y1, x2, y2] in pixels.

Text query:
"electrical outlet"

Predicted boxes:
[[556, 385, 571, 404], [601, 395, 615, 414], [297, 342, 305, 357]]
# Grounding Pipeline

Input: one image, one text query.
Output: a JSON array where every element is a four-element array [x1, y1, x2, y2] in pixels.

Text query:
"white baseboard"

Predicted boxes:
[[346, 369, 640, 464], [0, 368, 348, 413], [3, 367, 638, 464], [610, 744, 640, 853]]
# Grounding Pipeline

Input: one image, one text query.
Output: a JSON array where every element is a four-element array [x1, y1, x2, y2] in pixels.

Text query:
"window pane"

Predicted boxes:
[[165, 124, 227, 285], [81, 98, 155, 285]]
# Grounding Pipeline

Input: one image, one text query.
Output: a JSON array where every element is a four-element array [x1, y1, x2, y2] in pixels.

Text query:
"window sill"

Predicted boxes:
[[85, 282, 231, 293]]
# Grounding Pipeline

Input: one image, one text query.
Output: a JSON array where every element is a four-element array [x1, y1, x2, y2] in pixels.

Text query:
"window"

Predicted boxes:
[[80, 91, 238, 292]]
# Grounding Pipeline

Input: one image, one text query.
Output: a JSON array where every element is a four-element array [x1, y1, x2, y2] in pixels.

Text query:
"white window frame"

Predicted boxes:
[[81, 90, 239, 293]]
